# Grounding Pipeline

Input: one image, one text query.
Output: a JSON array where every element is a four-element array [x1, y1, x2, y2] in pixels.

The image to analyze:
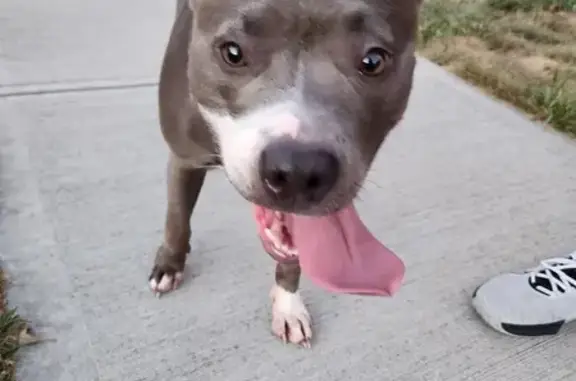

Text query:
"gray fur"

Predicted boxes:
[[150, 0, 421, 345]]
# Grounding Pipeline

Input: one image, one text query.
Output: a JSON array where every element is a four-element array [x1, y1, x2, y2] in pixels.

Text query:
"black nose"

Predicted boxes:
[[259, 140, 340, 204]]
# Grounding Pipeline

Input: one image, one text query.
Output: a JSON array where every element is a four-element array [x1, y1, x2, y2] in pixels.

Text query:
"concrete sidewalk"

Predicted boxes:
[[2, 1, 576, 381]]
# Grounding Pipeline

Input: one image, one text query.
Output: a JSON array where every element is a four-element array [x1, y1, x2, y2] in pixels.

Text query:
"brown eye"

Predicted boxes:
[[359, 48, 390, 76], [220, 42, 246, 67]]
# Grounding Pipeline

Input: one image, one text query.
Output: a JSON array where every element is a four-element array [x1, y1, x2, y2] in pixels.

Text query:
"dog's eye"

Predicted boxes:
[[359, 48, 390, 76], [220, 42, 246, 67]]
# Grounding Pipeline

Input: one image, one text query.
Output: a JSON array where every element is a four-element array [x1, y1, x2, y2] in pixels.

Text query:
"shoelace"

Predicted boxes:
[[528, 255, 576, 297]]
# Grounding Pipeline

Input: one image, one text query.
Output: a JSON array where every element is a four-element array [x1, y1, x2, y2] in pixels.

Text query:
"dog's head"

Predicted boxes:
[[188, 0, 421, 215]]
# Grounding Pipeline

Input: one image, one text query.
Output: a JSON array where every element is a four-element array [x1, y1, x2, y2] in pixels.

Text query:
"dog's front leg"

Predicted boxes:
[[149, 155, 206, 294], [270, 262, 313, 347]]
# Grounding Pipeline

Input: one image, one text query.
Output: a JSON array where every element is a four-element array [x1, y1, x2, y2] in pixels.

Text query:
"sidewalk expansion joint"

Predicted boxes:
[[0, 79, 158, 98]]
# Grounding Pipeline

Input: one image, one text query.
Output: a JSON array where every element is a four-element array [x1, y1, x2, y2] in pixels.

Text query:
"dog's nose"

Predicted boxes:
[[259, 140, 340, 203]]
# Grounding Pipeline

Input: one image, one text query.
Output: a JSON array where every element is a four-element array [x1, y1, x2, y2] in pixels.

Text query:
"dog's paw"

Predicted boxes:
[[148, 245, 187, 296], [148, 266, 183, 296], [270, 285, 313, 348]]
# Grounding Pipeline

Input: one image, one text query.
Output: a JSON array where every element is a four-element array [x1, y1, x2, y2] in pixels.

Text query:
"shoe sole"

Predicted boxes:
[[472, 285, 566, 337]]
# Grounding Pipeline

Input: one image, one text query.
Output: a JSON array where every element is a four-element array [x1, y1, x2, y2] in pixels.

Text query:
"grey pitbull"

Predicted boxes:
[[149, 0, 421, 347]]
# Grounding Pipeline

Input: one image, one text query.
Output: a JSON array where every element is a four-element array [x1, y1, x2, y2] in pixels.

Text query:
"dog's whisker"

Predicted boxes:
[[195, 164, 224, 170], [365, 178, 383, 189]]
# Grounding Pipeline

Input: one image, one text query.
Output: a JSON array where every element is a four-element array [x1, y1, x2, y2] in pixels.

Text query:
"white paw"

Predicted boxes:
[[270, 285, 313, 348], [148, 271, 183, 296]]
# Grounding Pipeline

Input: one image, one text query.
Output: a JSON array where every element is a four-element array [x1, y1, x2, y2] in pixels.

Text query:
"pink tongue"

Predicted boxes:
[[256, 204, 405, 296]]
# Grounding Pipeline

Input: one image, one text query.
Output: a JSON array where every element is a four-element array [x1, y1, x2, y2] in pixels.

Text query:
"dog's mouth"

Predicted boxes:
[[255, 203, 379, 263], [253, 203, 406, 296], [256, 208, 298, 261]]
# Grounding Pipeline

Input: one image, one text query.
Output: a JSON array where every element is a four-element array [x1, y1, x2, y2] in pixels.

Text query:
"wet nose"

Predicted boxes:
[[259, 140, 340, 203]]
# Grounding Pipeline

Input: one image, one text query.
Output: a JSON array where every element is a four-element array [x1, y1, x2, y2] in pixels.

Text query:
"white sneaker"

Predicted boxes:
[[472, 251, 576, 336]]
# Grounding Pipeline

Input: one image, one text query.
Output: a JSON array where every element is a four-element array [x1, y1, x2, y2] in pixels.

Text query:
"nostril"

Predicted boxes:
[[306, 174, 321, 191], [271, 170, 288, 186], [265, 169, 289, 192], [300, 150, 339, 201]]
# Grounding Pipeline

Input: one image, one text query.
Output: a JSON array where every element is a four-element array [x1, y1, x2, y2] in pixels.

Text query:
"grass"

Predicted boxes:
[[0, 270, 22, 381], [418, 0, 576, 136]]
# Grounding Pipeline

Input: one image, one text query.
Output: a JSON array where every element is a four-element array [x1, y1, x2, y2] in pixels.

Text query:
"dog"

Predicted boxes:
[[148, 0, 421, 347]]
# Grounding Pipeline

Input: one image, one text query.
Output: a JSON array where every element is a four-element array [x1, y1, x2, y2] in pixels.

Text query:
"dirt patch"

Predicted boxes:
[[561, 12, 576, 27], [519, 55, 560, 77], [421, 36, 492, 67]]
